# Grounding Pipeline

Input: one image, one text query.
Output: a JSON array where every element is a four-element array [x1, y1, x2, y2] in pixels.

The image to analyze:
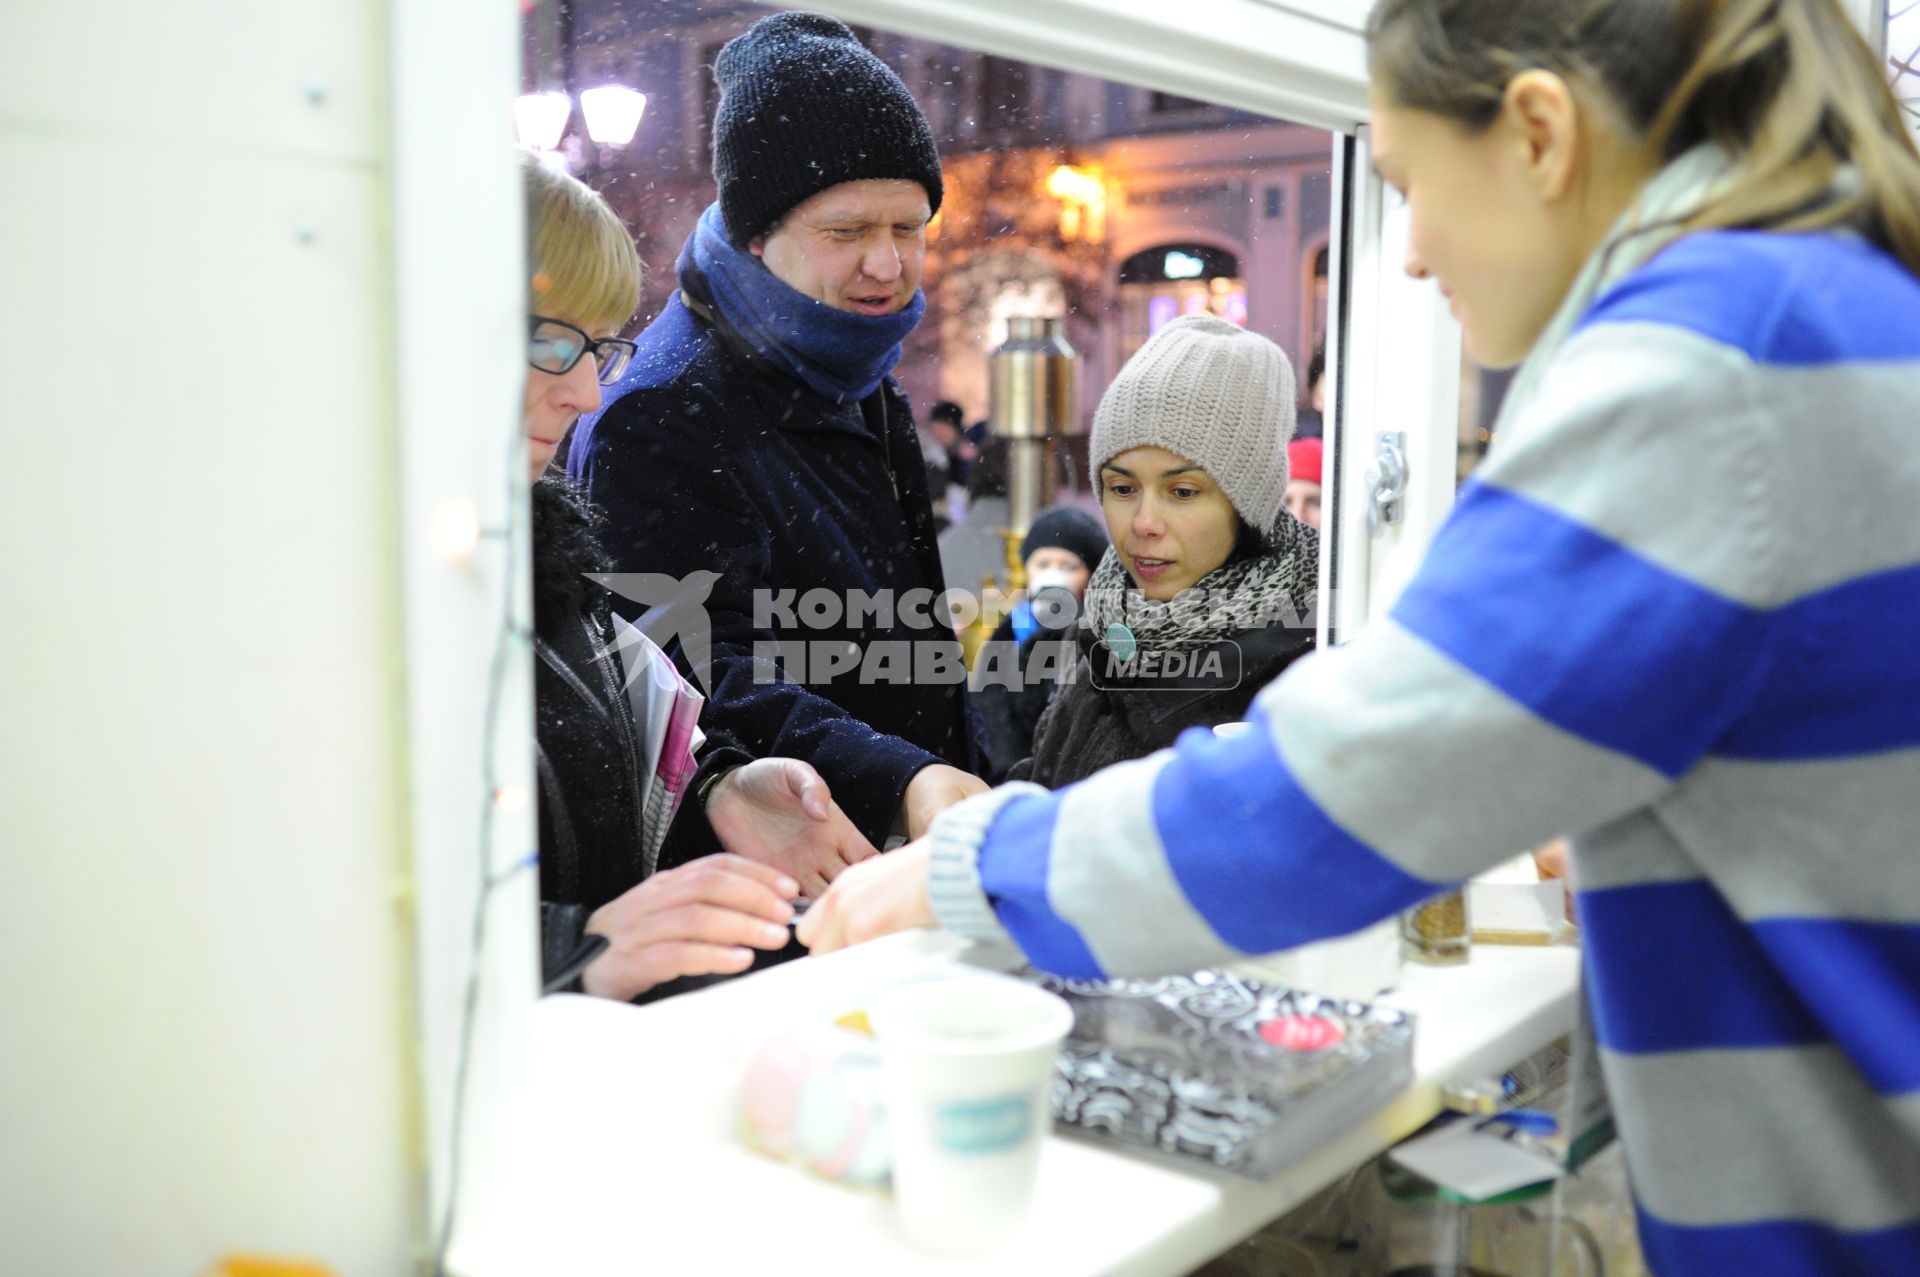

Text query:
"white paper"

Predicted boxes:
[[1388, 1119, 1565, 1201], [610, 614, 705, 785]]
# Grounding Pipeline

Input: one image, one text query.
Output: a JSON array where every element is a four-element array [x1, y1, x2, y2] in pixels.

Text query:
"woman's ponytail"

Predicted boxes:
[[1369, 0, 1920, 275], [1653, 0, 1920, 274]]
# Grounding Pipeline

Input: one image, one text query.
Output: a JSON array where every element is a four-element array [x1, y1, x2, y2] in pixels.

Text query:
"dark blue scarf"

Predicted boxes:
[[679, 202, 926, 405]]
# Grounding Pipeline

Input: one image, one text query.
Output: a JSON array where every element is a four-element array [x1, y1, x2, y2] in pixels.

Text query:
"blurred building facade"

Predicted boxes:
[[530, 0, 1335, 471]]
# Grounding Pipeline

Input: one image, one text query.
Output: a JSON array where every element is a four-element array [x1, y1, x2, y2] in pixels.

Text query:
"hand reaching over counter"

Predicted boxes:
[[796, 838, 937, 956], [708, 758, 879, 899]]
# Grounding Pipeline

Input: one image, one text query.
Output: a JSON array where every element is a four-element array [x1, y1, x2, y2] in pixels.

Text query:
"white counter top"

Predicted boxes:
[[453, 931, 1579, 1277]]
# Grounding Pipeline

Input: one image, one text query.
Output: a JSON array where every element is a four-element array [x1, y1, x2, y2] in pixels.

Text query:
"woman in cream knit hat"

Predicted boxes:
[[1006, 315, 1320, 788]]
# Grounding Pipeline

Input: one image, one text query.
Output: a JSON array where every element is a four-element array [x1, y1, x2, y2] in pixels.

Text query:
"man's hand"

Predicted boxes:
[[895, 764, 989, 840], [580, 854, 799, 1002], [796, 838, 938, 956], [706, 758, 880, 899]]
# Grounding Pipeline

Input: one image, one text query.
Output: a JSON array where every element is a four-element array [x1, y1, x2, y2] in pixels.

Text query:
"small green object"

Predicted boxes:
[[1105, 623, 1138, 662]]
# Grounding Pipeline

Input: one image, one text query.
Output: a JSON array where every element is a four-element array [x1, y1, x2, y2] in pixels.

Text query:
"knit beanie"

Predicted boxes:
[[1288, 436, 1324, 487], [1089, 315, 1297, 530], [711, 12, 945, 246], [1021, 506, 1108, 572]]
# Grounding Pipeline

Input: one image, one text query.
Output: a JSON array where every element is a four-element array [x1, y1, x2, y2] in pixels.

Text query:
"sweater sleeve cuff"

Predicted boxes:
[[926, 782, 1049, 958]]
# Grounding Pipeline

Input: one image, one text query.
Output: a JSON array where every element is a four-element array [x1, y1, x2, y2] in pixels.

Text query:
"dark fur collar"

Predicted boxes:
[[531, 475, 612, 633]]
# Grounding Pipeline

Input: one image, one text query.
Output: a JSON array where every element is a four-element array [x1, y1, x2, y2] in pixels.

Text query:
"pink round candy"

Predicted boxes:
[[741, 1033, 829, 1158], [1258, 1013, 1346, 1052]]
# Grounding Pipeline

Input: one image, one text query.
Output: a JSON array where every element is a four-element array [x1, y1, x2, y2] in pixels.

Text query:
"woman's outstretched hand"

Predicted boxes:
[[796, 838, 938, 956]]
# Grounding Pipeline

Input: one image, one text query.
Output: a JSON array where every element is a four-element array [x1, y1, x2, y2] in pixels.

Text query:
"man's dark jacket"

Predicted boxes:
[[568, 277, 980, 844]]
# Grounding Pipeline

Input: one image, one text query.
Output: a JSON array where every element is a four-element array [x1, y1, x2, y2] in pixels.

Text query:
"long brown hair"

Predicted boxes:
[[1367, 0, 1920, 276]]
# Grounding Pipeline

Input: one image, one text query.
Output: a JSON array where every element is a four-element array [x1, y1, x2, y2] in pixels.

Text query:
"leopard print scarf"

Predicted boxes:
[[1082, 513, 1319, 653]]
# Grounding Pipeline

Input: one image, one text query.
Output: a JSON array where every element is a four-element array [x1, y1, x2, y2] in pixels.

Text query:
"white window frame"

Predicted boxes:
[[392, 0, 539, 1255], [1328, 127, 1462, 639], [396, 0, 1892, 1260], [1849, 0, 1890, 55]]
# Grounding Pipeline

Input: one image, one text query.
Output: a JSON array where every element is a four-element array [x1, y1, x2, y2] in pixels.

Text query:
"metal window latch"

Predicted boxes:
[[1365, 431, 1407, 534]]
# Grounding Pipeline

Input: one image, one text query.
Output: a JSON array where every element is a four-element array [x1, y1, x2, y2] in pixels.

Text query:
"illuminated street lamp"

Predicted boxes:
[[515, 86, 648, 163], [514, 92, 573, 151], [580, 86, 648, 146]]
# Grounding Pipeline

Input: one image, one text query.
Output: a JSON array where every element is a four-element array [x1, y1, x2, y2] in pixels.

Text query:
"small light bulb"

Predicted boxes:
[[434, 501, 482, 560], [492, 783, 531, 813]]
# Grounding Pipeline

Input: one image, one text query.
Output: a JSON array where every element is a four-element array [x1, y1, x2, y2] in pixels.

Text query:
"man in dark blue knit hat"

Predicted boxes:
[[570, 12, 987, 860]]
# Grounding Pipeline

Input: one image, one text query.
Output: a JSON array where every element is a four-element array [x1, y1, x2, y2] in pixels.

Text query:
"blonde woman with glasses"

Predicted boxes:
[[521, 154, 877, 1001]]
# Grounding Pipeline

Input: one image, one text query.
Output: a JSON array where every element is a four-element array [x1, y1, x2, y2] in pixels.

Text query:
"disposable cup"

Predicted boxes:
[[867, 977, 1073, 1254]]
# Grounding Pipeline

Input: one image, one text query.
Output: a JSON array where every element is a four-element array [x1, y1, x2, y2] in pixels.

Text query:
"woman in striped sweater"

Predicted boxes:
[[803, 1, 1920, 1272]]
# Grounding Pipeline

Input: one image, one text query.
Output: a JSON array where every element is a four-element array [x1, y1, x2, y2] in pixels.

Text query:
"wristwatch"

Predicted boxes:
[[695, 761, 743, 812]]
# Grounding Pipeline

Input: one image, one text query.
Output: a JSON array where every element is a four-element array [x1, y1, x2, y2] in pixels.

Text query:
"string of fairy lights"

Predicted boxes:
[[431, 421, 532, 1276]]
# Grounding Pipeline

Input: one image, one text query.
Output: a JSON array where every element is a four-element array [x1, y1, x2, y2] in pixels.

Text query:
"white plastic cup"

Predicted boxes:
[[867, 978, 1074, 1254]]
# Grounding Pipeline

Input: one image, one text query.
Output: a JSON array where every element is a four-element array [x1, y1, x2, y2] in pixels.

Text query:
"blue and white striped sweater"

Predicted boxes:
[[928, 231, 1920, 1277]]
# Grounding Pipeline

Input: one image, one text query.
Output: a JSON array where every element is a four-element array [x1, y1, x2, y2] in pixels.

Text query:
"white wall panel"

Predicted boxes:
[[0, 0, 531, 1268], [0, 92, 415, 1277], [0, 1, 382, 160]]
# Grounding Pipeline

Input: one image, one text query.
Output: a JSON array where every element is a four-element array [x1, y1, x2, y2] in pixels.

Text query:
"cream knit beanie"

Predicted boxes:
[[1089, 315, 1297, 531]]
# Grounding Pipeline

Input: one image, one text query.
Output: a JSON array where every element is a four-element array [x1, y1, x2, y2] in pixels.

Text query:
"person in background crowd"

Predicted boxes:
[[1003, 316, 1318, 791], [920, 400, 977, 531], [1285, 436, 1324, 529], [1294, 347, 1327, 439], [569, 12, 988, 851], [917, 413, 956, 532], [802, 2, 1920, 1272], [971, 506, 1108, 782], [927, 399, 976, 488], [523, 154, 876, 1001], [934, 432, 1012, 595]]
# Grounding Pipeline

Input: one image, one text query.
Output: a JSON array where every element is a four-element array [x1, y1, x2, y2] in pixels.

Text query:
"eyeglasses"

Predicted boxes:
[[528, 315, 636, 386]]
